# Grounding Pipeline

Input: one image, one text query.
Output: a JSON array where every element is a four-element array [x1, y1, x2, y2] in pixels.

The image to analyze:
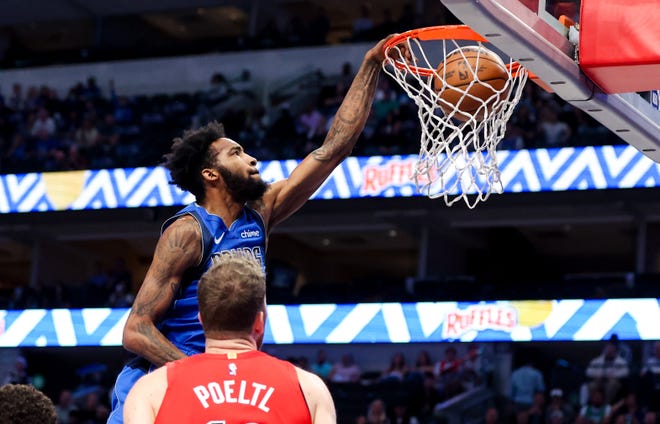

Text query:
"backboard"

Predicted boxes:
[[439, 0, 660, 161]]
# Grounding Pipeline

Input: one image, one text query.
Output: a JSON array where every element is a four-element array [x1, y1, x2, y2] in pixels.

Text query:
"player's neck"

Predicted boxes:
[[200, 190, 245, 227], [205, 336, 258, 355]]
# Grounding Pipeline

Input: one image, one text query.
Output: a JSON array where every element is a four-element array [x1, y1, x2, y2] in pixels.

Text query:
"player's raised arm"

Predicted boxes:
[[122, 215, 202, 367], [257, 36, 395, 229]]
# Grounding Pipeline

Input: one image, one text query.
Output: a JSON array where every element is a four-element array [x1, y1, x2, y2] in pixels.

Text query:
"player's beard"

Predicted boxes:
[[217, 165, 269, 203]]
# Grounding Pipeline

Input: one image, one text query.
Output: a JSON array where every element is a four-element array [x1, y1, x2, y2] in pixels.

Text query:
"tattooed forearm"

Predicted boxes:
[[312, 59, 381, 162], [136, 321, 186, 365], [133, 281, 178, 317], [123, 216, 200, 364]]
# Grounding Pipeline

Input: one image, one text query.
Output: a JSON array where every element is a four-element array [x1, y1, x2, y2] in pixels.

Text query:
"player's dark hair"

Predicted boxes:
[[0, 384, 57, 424], [163, 121, 226, 202], [198, 255, 266, 335]]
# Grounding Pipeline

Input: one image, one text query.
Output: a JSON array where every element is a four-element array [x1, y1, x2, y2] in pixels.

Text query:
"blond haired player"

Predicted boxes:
[[124, 256, 335, 424]]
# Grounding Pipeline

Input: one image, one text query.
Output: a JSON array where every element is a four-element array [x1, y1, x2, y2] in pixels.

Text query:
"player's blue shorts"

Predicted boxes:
[[107, 357, 149, 424]]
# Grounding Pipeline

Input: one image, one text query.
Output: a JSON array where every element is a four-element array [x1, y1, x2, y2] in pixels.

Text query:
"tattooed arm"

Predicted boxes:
[[122, 215, 202, 367], [254, 35, 394, 229]]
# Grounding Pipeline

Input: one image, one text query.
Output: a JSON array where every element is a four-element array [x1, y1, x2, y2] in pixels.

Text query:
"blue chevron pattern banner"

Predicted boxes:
[[1, 299, 659, 347], [0, 145, 658, 213]]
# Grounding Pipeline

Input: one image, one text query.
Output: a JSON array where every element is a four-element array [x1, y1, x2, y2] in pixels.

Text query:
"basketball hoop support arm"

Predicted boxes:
[[439, 0, 660, 161]]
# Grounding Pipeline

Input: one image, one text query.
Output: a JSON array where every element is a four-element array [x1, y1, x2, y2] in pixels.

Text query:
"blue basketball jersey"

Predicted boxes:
[[157, 202, 267, 356], [108, 203, 267, 424]]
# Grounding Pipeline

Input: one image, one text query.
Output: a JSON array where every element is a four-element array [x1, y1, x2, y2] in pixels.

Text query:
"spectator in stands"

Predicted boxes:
[[461, 343, 487, 389], [321, 79, 348, 113], [8, 82, 25, 112], [86, 261, 111, 307], [527, 392, 546, 424], [382, 352, 409, 382], [112, 95, 134, 126], [0, 383, 57, 424], [611, 334, 633, 366], [391, 402, 419, 424], [538, 105, 571, 148], [268, 104, 299, 156], [4, 133, 31, 171], [610, 392, 644, 424], [231, 69, 256, 98], [434, 346, 464, 399], [84, 77, 102, 100], [330, 353, 362, 383], [510, 352, 545, 412], [415, 372, 442, 418], [511, 103, 539, 148], [206, 72, 232, 105], [643, 411, 657, 424], [367, 398, 390, 424], [108, 280, 135, 308], [311, 349, 333, 381], [339, 62, 355, 92], [24, 86, 39, 111], [578, 387, 612, 424], [75, 117, 99, 153], [353, 3, 375, 41], [98, 113, 120, 146], [500, 121, 525, 150], [3, 354, 31, 385], [484, 406, 502, 424], [373, 78, 399, 122], [55, 389, 78, 424], [584, 338, 629, 405], [546, 388, 575, 424], [286, 354, 310, 371], [298, 102, 327, 146], [412, 350, 435, 379], [73, 392, 103, 423], [109, 257, 133, 290], [516, 410, 530, 424], [30, 107, 56, 138], [641, 341, 660, 409]]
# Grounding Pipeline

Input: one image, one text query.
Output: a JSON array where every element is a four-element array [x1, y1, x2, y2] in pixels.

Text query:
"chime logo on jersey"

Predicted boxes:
[[240, 229, 260, 239]]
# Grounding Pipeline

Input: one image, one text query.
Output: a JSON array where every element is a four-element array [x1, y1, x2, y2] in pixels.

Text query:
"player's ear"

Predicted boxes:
[[254, 311, 265, 333], [197, 312, 203, 326], [254, 311, 265, 336], [254, 311, 265, 349], [201, 167, 218, 181]]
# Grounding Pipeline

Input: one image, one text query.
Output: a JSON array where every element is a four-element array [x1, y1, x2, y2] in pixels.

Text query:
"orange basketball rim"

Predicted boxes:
[[383, 25, 548, 91]]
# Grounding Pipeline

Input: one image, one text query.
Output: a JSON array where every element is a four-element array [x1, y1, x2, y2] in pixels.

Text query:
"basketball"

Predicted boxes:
[[433, 46, 510, 122]]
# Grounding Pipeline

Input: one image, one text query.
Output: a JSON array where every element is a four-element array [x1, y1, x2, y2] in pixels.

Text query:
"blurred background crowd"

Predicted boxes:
[[1, 0, 658, 423]]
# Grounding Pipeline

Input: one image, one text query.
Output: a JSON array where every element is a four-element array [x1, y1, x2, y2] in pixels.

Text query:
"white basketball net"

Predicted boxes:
[[383, 35, 528, 208]]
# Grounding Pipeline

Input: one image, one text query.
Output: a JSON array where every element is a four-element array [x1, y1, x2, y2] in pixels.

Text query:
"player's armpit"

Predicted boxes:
[[122, 215, 202, 366]]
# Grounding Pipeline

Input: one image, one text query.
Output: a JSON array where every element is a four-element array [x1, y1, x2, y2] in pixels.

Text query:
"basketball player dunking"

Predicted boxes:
[[124, 256, 335, 423], [108, 34, 403, 423]]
